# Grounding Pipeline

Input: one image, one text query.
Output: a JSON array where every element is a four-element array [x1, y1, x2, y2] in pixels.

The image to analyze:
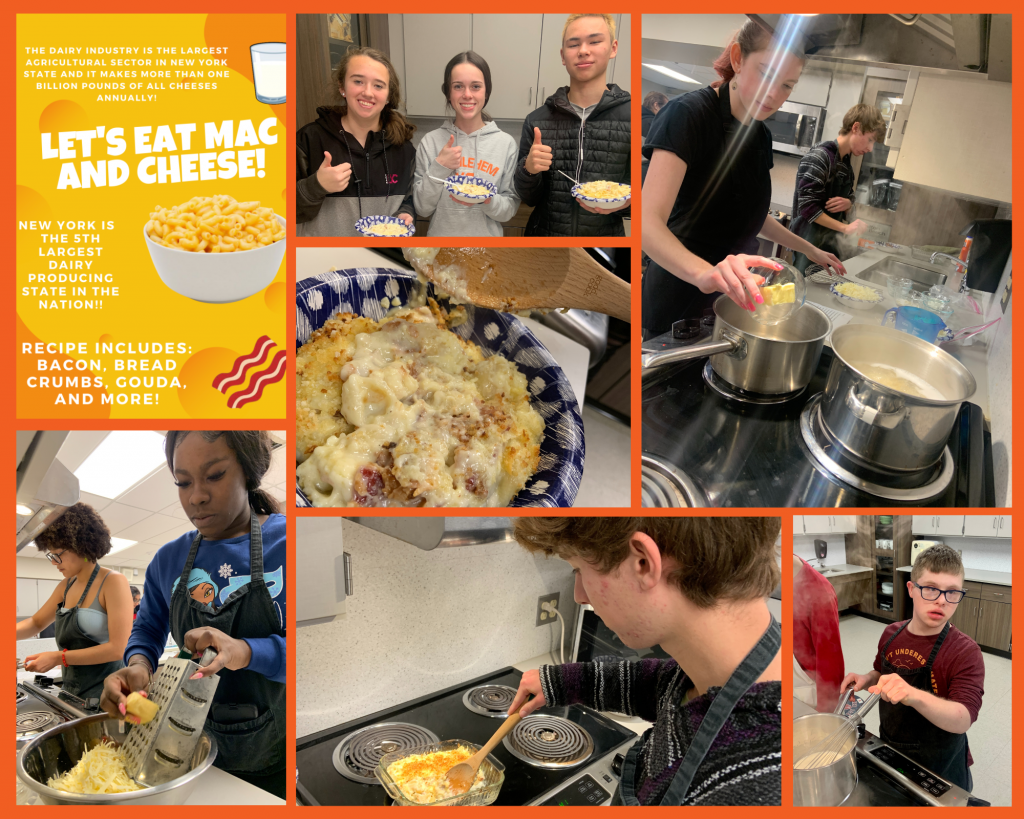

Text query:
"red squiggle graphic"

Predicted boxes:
[[227, 349, 287, 409], [212, 336, 275, 393]]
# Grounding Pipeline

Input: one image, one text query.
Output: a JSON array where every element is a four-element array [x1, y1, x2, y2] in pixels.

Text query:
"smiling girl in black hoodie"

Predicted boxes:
[[296, 47, 416, 237]]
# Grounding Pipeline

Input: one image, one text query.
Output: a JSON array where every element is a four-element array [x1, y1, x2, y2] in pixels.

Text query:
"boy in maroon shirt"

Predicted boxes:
[[842, 545, 984, 791]]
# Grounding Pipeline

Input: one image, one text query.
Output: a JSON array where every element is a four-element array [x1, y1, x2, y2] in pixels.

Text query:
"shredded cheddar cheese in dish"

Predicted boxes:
[[576, 180, 631, 200], [386, 746, 487, 804], [363, 222, 410, 236], [449, 181, 492, 196], [296, 299, 544, 507], [46, 742, 145, 794], [834, 281, 882, 301]]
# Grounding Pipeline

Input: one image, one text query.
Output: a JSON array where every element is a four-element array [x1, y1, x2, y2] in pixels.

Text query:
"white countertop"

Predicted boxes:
[[185, 767, 285, 805], [295, 247, 629, 508], [513, 652, 652, 736], [806, 248, 992, 417], [812, 563, 873, 579], [896, 566, 1011, 587]]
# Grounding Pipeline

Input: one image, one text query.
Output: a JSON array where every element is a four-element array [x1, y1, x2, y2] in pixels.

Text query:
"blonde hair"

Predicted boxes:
[[562, 14, 616, 45], [840, 103, 887, 141], [513, 517, 781, 609]]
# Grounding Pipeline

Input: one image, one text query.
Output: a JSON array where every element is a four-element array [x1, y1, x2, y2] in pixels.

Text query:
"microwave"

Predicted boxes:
[[764, 101, 826, 157], [571, 604, 671, 664]]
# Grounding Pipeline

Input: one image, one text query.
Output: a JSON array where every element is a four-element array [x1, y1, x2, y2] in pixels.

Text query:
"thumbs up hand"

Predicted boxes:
[[316, 151, 352, 193], [525, 127, 553, 175], [436, 134, 463, 171]]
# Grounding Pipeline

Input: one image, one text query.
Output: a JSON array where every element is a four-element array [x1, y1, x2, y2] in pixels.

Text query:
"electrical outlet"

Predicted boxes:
[[536, 592, 561, 627]]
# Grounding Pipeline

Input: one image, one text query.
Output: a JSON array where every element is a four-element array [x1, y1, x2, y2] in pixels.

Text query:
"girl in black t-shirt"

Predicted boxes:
[[641, 19, 846, 338]]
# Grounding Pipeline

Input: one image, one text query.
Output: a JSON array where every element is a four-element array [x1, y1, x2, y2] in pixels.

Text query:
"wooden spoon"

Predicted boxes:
[[445, 710, 524, 794], [407, 247, 631, 322]]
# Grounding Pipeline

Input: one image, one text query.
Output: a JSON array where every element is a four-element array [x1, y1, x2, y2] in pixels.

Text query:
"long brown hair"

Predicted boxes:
[[328, 46, 415, 146], [442, 51, 493, 123], [711, 19, 806, 88]]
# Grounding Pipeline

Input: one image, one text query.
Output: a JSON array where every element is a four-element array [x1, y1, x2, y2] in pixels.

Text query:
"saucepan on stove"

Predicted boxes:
[[641, 295, 832, 395], [819, 324, 977, 473]]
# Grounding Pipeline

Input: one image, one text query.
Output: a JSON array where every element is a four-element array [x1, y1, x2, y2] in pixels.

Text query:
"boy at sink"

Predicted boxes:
[[509, 517, 782, 806], [841, 544, 984, 791], [790, 103, 887, 273]]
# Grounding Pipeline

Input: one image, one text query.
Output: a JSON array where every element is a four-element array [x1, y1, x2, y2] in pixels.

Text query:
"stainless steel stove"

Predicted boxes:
[[16, 677, 95, 751], [297, 668, 639, 806], [642, 331, 993, 507]]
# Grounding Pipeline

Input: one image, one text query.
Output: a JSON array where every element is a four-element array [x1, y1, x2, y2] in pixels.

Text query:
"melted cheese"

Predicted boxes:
[[387, 746, 488, 804], [576, 180, 631, 200], [450, 181, 491, 196], [363, 222, 409, 236], [46, 742, 146, 794], [296, 303, 544, 507]]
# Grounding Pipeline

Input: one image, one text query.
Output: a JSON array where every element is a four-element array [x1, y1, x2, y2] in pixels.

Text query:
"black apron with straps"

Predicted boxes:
[[878, 621, 972, 791], [642, 81, 773, 339], [54, 563, 124, 700], [169, 511, 286, 796], [612, 616, 781, 805]]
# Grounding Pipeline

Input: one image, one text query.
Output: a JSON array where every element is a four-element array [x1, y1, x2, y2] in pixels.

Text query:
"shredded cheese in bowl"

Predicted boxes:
[[576, 180, 631, 200], [363, 222, 410, 236], [834, 281, 882, 302], [46, 741, 145, 795], [386, 746, 488, 805]]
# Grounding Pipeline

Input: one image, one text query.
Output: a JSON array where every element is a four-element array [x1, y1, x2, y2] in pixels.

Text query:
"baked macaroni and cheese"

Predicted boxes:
[[449, 181, 492, 196], [575, 180, 631, 200], [296, 299, 544, 507], [386, 746, 487, 804], [145, 195, 283, 253], [363, 221, 410, 236]]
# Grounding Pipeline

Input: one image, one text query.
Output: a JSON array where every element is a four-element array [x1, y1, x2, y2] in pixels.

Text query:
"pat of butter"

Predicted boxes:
[[761, 283, 795, 306]]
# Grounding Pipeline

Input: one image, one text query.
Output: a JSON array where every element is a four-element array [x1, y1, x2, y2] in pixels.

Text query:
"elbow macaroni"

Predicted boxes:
[[145, 195, 284, 253]]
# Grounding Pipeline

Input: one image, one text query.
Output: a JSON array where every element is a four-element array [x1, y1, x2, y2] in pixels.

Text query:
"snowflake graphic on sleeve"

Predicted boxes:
[[218, 563, 233, 579]]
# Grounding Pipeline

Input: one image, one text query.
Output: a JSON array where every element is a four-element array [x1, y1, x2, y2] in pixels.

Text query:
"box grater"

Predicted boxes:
[[123, 647, 220, 786]]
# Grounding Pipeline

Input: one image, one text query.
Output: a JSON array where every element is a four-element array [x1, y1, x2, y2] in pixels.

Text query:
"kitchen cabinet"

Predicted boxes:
[[471, 15, 544, 119], [403, 15, 473, 116], [976, 598, 1012, 652], [948, 592, 979, 640], [16, 578, 60, 620], [948, 583, 1011, 651], [609, 14, 630, 92], [536, 14, 569, 109], [894, 74, 1011, 204], [793, 515, 805, 535], [912, 515, 965, 536], [803, 516, 857, 535], [962, 515, 1012, 538]]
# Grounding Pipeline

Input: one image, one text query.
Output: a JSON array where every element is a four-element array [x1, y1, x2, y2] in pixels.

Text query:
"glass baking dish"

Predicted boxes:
[[375, 739, 506, 807]]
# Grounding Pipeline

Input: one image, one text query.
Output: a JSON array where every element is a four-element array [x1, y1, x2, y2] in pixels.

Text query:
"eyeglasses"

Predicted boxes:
[[45, 549, 70, 565], [912, 583, 967, 604]]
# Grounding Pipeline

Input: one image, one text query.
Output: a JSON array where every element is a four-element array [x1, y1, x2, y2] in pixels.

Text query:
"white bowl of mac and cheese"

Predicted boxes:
[[143, 195, 286, 304]]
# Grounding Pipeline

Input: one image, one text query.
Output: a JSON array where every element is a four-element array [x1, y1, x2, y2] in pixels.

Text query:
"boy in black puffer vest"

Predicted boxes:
[[514, 14, 631, 237]]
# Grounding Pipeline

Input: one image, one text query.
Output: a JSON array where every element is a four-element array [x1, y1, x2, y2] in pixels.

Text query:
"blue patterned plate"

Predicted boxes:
[[571, 181, 631, 211], [296, 268, 585, 508], [354, 215, 415, 237], [444, 174, 498, 204]]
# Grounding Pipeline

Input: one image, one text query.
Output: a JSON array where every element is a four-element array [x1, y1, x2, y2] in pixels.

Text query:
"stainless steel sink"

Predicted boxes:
[[857, 257, 948, 292], [816, 568, 845, 576]]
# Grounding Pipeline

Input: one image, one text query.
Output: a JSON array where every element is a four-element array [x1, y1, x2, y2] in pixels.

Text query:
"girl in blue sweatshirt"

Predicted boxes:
[[103, 431, 286, 799]]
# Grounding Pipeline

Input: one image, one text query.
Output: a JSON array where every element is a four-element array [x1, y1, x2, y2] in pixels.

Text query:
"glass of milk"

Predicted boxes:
[[250, 42, 286, 105]]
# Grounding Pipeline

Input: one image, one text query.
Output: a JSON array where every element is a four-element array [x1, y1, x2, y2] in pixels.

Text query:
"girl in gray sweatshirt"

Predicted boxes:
[[413, 52, 520, 237]]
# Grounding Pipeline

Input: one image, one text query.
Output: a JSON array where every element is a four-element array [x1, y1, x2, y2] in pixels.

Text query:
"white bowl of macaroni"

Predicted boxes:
[[376, 740, 505, 807], [444, 175, 497, 205], [571, 180, 631, 210], [143, 195, 286, 304]]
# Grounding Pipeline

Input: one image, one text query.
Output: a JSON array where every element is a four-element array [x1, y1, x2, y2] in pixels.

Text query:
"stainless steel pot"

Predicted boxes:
[[641, 296, 832, 394], [17, 713, 217, 805], [793, 713, 858, 806], [820, 324, 977, 473]]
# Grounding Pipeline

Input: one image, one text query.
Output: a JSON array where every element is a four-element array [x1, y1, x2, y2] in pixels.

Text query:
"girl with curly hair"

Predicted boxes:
[[17, 502, 133, 700]]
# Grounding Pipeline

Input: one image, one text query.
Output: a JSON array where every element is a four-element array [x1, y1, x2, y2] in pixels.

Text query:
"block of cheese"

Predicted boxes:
[[125, 691, 160, 724]]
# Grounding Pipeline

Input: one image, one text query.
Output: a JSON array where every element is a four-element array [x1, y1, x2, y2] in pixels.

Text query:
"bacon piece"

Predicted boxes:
[[213, 336, 276, 393], [227, 349, 287, 409]]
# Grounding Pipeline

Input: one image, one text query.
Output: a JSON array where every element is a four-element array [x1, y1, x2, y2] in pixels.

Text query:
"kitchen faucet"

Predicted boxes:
[[930, 252, 971, 294]]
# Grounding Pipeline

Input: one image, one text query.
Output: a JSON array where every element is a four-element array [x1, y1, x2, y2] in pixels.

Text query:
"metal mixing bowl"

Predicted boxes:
[[17, 713, 217, 805]]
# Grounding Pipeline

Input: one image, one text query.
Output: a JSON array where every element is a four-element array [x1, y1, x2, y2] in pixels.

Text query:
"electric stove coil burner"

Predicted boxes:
[[800, 394, 955, 502], [16, 690, 27, 706], [702, 360, 807, 405], [641, 454, 704, 508], [332, 722, 440, 783], [463, 685, 517, 718], [503, 715, 594, 769], [17, 711, 59, 736]]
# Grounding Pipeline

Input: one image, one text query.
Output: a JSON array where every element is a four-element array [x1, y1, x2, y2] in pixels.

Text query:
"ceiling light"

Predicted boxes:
[[74, 431, 167, 499], [108, 537, 138, 555], [642, 63, 700, 84], [16, 504, 34, 516]]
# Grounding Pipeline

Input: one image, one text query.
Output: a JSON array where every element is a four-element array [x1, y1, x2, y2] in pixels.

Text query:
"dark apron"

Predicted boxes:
[[170, 511, 286, 798], [54, 563, 124, 700], [612, 616, 781, 805], [642, 82, 772, 339], [793, 169, 846, 274], [878, 621, 972, 792]]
